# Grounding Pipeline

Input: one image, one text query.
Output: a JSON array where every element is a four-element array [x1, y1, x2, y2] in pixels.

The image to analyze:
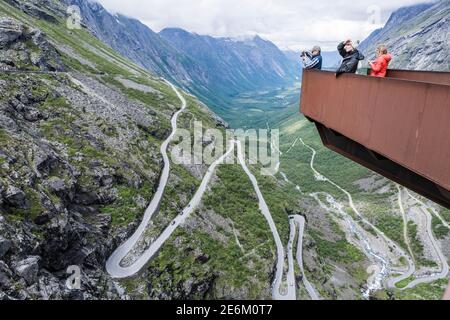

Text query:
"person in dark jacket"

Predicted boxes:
[[301, 45, 322, 70], [336, 39, 365, 76]]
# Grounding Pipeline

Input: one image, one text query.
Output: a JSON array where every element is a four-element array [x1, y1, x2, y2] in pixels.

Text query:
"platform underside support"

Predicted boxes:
[[313, 122, 450, 210]]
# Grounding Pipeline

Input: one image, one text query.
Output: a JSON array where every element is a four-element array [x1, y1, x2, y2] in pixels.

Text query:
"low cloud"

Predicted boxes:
[[97, 0, 432, 51]]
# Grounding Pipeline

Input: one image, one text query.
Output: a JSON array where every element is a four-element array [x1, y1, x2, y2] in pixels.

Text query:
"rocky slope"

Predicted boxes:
[[0, 16, 169, 299], [0, 17, 64, 71], [359, 1, 449, 71], [0, 0, 298, 300]]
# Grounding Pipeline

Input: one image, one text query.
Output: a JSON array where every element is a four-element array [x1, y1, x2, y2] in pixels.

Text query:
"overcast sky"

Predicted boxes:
[[96, 0, 432, 51]]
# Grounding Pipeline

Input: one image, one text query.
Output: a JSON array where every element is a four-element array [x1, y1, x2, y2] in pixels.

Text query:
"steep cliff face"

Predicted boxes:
[[63, 0, 205, 87], [359, 1, 449, 71], [0, 15, 170, 299]]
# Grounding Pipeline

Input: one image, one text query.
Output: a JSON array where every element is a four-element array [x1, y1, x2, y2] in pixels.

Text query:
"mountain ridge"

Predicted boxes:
[[63, 0, 298, 118], [359, 0, 449, 71], [159, 27, 296, 90]]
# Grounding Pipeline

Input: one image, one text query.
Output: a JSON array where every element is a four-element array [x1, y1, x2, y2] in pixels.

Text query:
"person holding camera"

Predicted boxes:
[[336, 39, 365, 76], [301, 45, 323, 70]]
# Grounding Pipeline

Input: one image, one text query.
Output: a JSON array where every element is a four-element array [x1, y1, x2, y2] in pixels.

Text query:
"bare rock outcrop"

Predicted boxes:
[[0, 17, 65, 71]]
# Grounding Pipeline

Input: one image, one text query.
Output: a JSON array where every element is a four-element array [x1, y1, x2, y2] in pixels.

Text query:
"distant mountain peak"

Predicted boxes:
[[84, 0, 104, 12], [160, 27, 189, 34], [384, 2, 434, 30], [160, 28, 268, 44], [228, 34, 269, 44]]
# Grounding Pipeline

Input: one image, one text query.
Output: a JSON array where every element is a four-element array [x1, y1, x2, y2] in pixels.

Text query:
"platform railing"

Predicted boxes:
[[387, 69, 450, 86]]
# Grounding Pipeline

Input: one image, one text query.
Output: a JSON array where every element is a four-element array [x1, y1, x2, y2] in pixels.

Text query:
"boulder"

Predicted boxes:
[[38, 216, 100, 271], [0, 236, 12, 258], [29, 29, 65, 71], [13, 256, 40, 285], [0, 261, 13, 289], [0, 18, 23, 46], [195, 253, 210, 264], [3, 185, 27, 209], [33, 148, 58, 175], [9, 98, 46, 122], [46, 177, 67, 194]]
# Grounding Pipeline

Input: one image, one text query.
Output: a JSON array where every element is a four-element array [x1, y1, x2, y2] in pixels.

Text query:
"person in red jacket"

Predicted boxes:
[[369, 44, 392, 77]]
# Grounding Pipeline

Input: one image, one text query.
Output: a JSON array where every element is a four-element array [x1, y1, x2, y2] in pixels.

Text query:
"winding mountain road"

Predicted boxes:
[[299, 139, 416, 295], [106, 81, 189, 278], [106, 141, 235, 277], [235, 141, 295, 300], [105, 80, 447, 297], [388, 187, 449, 289], [401, 193, 449, 290], [386, 186, 416, 288], [406, 190, 450, 230], [397, 186, 415, 261], [297, 138, 448, 291], [106, 82, 296, 299], [290, 215, 320, 300], [107, 137, 294, 299]]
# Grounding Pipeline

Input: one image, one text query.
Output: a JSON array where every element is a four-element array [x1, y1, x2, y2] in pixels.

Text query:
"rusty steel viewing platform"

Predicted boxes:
[[300, 69, 450, 209]]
